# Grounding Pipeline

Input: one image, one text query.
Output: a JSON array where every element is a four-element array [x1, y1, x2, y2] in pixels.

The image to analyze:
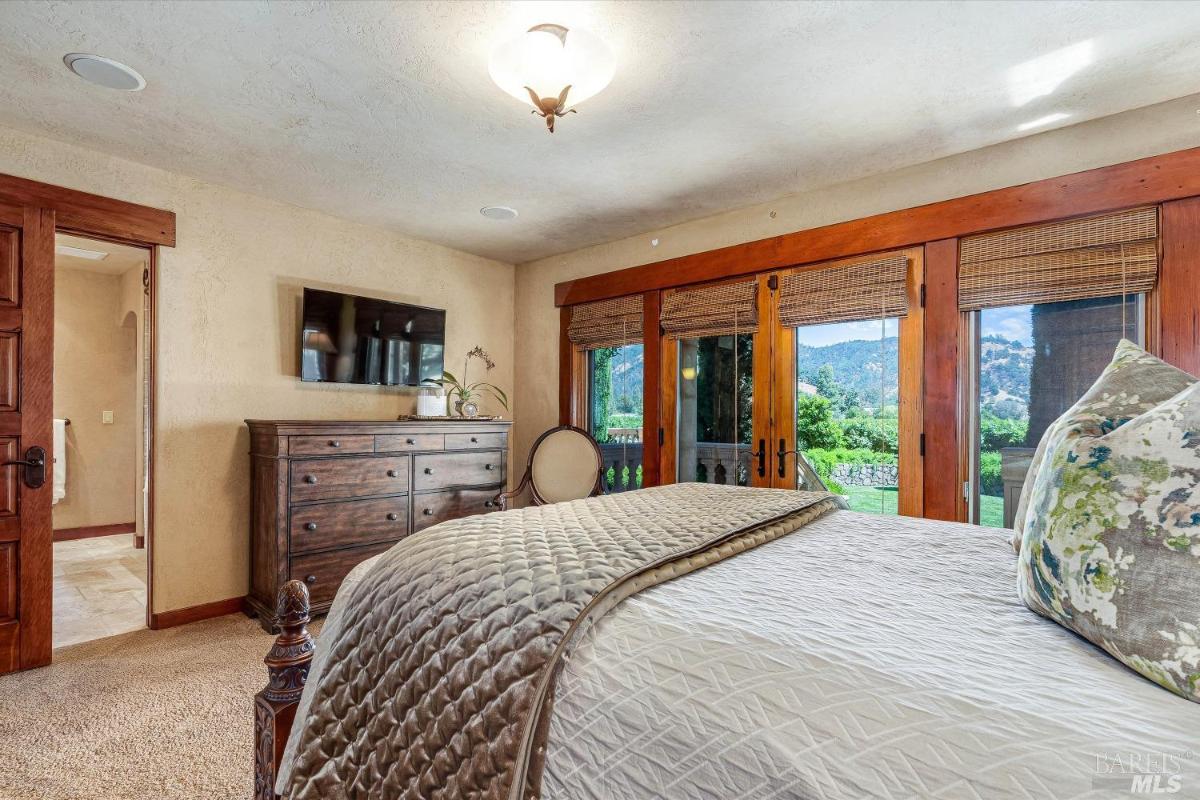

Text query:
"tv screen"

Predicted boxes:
[[300, 288, 445, 386]]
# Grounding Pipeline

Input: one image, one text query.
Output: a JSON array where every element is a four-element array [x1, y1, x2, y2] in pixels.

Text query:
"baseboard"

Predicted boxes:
[[53, 522, 136, 542], [148, 596, 243, 630]]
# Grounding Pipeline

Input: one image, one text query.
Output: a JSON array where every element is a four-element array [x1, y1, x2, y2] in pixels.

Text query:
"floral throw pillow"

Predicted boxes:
[[1011, 341, 1195, 552], [1018, 343, 1200, 702]]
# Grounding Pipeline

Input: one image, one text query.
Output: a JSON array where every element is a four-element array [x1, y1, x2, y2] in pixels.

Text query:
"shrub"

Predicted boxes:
[[803, 447, 896, 491], [980, 414, 1028, 451], [838, 416, 899, 454], [979, 450, 1003, 495], [796, 395, 844, 450]]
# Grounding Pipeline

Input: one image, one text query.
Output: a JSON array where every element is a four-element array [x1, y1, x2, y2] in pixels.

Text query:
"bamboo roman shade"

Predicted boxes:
[[778, 253, 910, 327], [566, 295, 644, 350], [661, 280, 759, 339], [958, 207, 1158, 311]]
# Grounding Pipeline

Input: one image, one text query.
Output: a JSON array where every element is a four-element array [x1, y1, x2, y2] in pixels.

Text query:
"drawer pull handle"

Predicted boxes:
[[470, 436, 478, 443], [329, 440, 341, 448], [387, 512, 399, 521], [485, 463, 495, 471], [484, 500, 495, 508], [423, 508, 433, 516], [303, 475, 317, 484], [304, 522, 317, 531], [304, 574, 317, 585], [405, 438, 416, 445], [424, 467, 434, 475], [387, 469, 399, 478]]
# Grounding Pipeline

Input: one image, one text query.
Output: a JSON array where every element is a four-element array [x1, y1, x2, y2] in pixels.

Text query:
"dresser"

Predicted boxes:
[[244, 419, 511, 630]]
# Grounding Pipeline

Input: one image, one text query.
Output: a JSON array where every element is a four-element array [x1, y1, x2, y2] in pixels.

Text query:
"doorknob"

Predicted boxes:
[[3, 445, 46, 489], [745, 438, 766, 478]]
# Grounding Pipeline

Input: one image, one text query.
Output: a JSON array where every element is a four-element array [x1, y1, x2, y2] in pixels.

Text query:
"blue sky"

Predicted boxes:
[[795, 318, 899, 348], [980, 305, 1033, 345]]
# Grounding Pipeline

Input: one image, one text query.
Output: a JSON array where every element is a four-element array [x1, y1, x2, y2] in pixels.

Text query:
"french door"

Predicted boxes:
[[663, 250, 924, 516]]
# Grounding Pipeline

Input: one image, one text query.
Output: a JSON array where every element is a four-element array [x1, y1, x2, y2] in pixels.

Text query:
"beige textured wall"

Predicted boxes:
[[52, 267, 138, 530], [513, 93, 1200, 474], [0, 124, 516, 613]]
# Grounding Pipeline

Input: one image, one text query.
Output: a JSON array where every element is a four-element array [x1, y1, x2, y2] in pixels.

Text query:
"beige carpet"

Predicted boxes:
[[0, 614, 315, 800]]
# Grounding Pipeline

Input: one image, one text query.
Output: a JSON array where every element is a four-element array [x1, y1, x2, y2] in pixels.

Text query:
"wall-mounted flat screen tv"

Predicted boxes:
[[300, 287, 445, 386]]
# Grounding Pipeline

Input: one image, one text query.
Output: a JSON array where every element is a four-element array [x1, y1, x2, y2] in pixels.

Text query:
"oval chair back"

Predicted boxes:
[[498, 425, 603, 509]]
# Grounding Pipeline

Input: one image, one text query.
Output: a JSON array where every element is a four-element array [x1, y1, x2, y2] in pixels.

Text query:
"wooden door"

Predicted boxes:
[[0, 203, 54, 673]]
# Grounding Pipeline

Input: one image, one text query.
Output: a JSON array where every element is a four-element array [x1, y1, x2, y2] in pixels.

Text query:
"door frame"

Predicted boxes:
[[0, 173, 174, 670]]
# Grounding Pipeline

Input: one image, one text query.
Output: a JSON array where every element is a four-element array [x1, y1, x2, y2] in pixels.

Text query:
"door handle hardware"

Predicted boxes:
[[3, 446, 46, 489]]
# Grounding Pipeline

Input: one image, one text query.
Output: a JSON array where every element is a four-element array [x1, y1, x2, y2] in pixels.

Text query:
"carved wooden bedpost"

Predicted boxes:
[[254, 580, 314, 800]]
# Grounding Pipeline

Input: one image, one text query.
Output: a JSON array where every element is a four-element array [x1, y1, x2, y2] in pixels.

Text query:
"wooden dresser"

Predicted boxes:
[[244, 419, 511, 630]]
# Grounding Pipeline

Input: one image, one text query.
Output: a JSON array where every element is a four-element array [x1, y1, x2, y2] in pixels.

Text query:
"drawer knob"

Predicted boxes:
[[470, 436, 478, 443], [484, 500, 495, 508], [485, 463, 495, 471], [423, 508, 433, 516], [405, 438, 416, 445], [387, 512, 399, 521], [329, 440, 341, 448], [304, 574, 317, 584], [304, 522, 317, 531], [303, 475, 317, 484], [387, 469, 399, 478], [424, 467, 434, 475]]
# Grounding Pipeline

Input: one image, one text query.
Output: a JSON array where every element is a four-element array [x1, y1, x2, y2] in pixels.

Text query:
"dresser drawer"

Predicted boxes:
[[375, 433, 445, 453], [445, 432, 507, 450], [290, 456, 409, 502], [290, 435, 374, 456], [290, 540, 394, 608], [413, 450, 503, 491], [289, 496, 409, 554], [413, 486, 502, 532]]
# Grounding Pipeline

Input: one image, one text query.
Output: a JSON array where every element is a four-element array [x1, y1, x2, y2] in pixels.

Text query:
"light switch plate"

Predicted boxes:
[[102, 410, 114, 424]]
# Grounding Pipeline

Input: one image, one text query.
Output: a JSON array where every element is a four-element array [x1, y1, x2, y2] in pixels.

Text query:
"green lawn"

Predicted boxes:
[[841, 485, 1007, 529]]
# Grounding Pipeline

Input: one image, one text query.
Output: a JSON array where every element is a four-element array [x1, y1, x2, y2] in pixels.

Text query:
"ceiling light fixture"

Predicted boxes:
[[1017, 112, 1071, 132], [489, 23, 614, 133], [56, 244, 109, 260], [63, 53, 146, 92], [480, 206, 519, 220]]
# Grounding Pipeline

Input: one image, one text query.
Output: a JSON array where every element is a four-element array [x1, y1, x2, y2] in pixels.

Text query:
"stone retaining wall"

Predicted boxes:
[[831, 462, 898, 487]]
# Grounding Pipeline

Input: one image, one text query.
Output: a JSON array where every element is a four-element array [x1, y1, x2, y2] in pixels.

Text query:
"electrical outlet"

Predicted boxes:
[[102, 410, 114, 424]]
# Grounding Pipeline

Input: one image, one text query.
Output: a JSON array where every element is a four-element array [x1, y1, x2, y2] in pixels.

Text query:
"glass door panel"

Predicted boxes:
[[587, 343, 645, 494], [793, 319, 900, 515], [676, 333, 757, 486], [969, 294, 1142, 527]]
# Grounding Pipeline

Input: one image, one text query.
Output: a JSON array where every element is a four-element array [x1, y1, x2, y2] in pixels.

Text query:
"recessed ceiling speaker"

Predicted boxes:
[[63, 53, 146, 91], [480, 206, 519, 220]]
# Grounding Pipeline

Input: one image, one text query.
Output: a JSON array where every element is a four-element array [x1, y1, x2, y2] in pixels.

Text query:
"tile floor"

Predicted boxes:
[[53, 533, 147, 648]]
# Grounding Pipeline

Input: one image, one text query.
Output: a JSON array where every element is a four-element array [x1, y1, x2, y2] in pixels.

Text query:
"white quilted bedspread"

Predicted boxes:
[[540, 511, 1200, 799]]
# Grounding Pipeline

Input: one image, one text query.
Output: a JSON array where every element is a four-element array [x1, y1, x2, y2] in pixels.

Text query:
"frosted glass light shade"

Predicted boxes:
[[489, 24, 614, 109]]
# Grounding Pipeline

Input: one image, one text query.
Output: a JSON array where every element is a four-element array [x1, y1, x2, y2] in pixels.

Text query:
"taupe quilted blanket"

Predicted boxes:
[[278, 483, 842, 800]]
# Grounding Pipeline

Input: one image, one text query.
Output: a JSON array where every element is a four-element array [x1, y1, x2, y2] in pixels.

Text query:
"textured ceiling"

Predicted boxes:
[[2, 1, 1200, 264]]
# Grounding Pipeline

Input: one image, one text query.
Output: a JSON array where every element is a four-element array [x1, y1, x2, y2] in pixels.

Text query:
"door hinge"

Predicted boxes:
[[919, 283, 927, 308], [919, 432, 926, 456], [767, 274, 779, 291], [658, 427, 664, 447], [963, 480, 971, 500]]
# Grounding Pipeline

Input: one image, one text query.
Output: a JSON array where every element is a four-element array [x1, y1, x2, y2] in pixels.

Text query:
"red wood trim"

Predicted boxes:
[[1159, 197, 1200, 377], [52, 522, 136, 542], [640, 290, 662, 488], [922, 239, 964, 522], [558, 306, 572, 426], [148, 596, 243, 630], [19, 205, 54, 670], [0, 173, 175, 247], [555, 146, 1200, 306]]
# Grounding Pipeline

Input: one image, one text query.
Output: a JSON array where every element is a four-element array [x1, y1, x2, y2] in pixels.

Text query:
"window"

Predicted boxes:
[[969, 294, 1143, 527], [587, 343, 644, 494], [676, 333, 754, 486], [795, 319, 899, 514]]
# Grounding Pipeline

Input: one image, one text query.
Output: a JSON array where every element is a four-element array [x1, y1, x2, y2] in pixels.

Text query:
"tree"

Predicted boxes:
[[590, 347, 614, 442], [796, 394, 845, 450]]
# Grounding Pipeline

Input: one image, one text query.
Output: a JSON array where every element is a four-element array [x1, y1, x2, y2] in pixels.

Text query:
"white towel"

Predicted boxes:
[[52, 418, 66, 505]]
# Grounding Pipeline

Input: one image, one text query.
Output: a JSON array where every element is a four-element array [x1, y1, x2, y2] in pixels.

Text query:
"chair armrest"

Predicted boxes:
[[496, 469, 532, 510]]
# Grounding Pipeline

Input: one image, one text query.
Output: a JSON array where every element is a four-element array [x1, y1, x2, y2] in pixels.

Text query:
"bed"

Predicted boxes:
[[253, 484, 1199, 799]]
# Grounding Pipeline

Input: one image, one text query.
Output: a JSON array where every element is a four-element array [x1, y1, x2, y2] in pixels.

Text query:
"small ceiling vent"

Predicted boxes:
[[480, 206, 519, 220]]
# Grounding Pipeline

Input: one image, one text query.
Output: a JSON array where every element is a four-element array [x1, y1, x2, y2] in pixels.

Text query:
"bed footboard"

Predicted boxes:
[[254, 580, 314, 800]]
